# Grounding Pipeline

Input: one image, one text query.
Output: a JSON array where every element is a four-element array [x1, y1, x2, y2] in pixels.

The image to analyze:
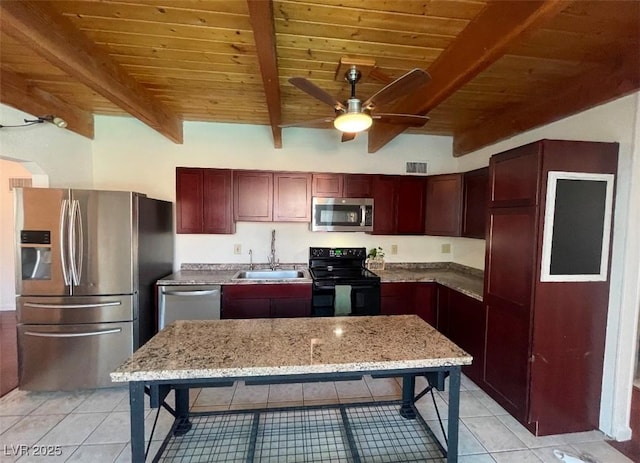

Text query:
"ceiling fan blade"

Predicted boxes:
[[341, 132, 357, 142], [289, 77, 346, 111], [363, 69, 431, 109], [279, 117, 335, 128], [373, 113, 430, 127]]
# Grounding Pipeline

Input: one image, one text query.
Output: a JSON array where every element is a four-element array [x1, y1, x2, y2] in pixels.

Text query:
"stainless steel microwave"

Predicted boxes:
[[311, 197, 374, 232]]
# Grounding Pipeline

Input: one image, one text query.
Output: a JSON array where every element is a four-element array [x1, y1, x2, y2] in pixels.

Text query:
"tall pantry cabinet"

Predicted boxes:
[[484, 139, 618, 436]]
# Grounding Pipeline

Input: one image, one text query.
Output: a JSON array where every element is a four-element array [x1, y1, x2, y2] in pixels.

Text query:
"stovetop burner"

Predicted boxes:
[[309, 267, 379, 281]]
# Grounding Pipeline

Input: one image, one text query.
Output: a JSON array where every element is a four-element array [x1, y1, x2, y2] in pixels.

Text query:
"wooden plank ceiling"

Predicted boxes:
[[0, 0, 638, 155]]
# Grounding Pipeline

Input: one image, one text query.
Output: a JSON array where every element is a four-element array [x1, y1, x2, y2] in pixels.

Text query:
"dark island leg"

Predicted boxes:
[[447, 367, 461, 463], [129, 382, 146, 462], [399, 374, 417, 419], [173, 387, 192, 436]]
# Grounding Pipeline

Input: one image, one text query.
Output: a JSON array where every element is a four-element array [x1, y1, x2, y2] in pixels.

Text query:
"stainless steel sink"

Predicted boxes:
[[232, 270, 306, 280]]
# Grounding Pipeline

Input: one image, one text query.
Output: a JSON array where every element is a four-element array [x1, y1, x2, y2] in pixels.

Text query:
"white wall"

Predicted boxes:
[[0, 161, 31, 311], [0, 104, 93, 312], [0, 104, 93, 188], [92, 117, 483, 268], [455, 92, 640, 440]]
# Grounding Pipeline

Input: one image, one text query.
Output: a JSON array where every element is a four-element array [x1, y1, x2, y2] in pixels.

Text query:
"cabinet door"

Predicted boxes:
[[448, 290, 486, 385], [203, 169, 235, 234], [395, 176, 426, 234], [312, 173, 343, 197], [484, 207, 536, 420], [271, 298, 311, 318], [176, 167, 203, 233], [490, 143, 540, 207], [435, 285, 450, 336], [371, 175, 396, 235], [425, 174, 463, 236], [381, 282, 415, 315], [223, 298, 271, 319], [414, 283, 436, 326], [462, 167, 489, 239], [273, 172, 312, 222], [344, 174, 373, 197], [234, 171, 273, 221]]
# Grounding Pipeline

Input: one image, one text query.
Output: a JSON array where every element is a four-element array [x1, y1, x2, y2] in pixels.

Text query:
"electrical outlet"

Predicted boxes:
[[441, 243, 451, 254], [233, 244, 242, 255], [391, 244, 398, 255]]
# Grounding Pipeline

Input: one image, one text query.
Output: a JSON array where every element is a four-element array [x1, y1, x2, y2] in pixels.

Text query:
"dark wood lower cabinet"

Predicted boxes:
[[381, 283, 415, 315], [222, 284, 311, 319], [436, 285, 486, 385], [380, 282, 436, 326]]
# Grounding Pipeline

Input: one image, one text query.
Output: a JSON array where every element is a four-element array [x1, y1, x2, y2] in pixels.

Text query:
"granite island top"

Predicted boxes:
[[111, 315, 472, 383], [157, 262, 484, 301]]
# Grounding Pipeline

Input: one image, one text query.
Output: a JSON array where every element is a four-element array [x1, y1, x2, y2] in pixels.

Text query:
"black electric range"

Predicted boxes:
[[309, 247, 381, 316]]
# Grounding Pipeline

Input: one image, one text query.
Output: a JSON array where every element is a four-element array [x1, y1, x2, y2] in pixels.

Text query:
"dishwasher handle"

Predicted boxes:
[[162, 289, 220, 297]]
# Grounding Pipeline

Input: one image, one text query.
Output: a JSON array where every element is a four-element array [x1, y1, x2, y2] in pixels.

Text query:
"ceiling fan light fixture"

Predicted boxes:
[[333, 98, 372, 133], [333, 112, 372, 133]]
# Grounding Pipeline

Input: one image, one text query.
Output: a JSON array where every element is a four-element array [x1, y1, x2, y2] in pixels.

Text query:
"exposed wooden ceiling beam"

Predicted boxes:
[[453, 52, 640, 156], [0, 69, 94, 139], [367, 0, 571, 153], [247, 0, 282, 149], [0, 1, 183, 143]]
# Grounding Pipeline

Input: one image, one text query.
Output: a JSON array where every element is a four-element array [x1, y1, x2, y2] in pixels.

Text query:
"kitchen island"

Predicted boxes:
[[111, 315, 472, 462]]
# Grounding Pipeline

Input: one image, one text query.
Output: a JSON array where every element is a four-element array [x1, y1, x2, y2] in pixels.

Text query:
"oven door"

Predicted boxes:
[[350, 284, 381, 316], [311, 198, 373, 232]]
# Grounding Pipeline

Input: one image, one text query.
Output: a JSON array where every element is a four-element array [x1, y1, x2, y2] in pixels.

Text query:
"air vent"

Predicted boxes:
[[9, 178, 31, 191], [405, 162, 428, 174]]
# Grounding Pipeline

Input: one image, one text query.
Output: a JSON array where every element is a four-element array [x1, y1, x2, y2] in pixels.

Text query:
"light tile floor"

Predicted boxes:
[[0, 375, 633, 462]]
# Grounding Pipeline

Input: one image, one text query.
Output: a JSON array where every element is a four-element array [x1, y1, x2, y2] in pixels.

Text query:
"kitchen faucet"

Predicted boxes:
[[267, 229, 279, 270], [249, 249, 254, 270]]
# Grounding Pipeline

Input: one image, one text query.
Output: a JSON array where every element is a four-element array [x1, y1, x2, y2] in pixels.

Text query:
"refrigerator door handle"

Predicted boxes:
[[69, 199, 83, 285], [23, 301, 122, 309], [24, 328, 122, 338], [59, 199, 71, 286]]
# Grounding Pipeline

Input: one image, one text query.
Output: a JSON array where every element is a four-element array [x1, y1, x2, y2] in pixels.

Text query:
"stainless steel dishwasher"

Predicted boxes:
[[157, 285, 221, 330]]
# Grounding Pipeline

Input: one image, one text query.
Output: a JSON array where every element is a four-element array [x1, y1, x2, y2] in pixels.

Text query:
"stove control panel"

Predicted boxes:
[[309, 247, 366, 259]]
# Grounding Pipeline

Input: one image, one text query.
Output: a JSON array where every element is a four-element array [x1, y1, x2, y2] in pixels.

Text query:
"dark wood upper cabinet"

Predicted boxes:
[[234, 170, 273, 222], [176, 167, 204, 234], [395, 176, 426, 235], [273, 172, 312, 222], [490, 143, 541, 207], [371, 175, 396, 235], [203, 169, 235, 234], [483, 139, 619, 436], [372, 175, 425, 235], [344, 174, 373, 197], [176, 167, 234, 234], [462, 167, 489, 239], [425, 173, 463, 236], [312, 173, 343, 197]]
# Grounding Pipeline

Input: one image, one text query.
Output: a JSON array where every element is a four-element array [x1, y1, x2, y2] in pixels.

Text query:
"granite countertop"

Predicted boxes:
[[157, 264, 312, 285], [375, 263, 484, 301], [157, 262, 484, 301], [111, 315, 472, 382]]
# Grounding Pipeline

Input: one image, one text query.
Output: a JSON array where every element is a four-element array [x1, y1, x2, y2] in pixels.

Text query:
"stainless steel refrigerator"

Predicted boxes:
[[14, 188, 173, 391]]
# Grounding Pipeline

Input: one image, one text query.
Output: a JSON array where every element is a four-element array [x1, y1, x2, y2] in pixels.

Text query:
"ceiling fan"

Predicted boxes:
[[280, 66, 431, 142]]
